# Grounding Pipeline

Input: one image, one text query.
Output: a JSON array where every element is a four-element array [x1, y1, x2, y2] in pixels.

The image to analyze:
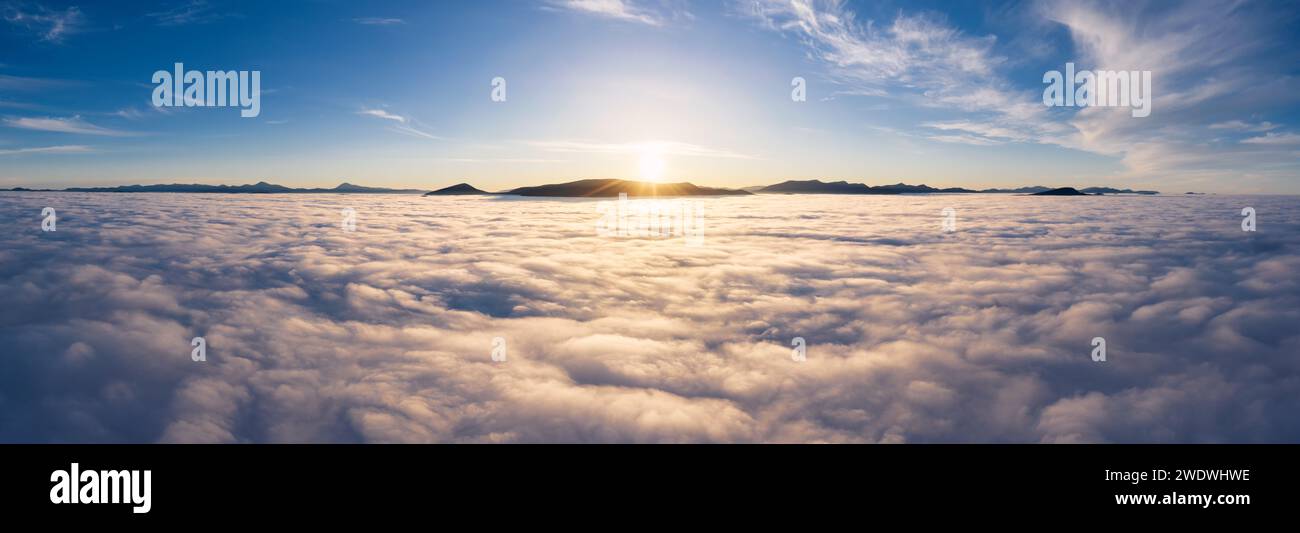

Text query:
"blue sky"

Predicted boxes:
[[2, 0, 1299, 193]]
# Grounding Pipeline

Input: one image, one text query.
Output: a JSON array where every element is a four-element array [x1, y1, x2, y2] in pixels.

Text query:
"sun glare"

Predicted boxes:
[[639, 151, 666, 182]]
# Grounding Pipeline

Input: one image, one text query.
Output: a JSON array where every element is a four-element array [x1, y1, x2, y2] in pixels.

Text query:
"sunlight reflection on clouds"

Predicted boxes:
[[1, 192, 1297, 443]]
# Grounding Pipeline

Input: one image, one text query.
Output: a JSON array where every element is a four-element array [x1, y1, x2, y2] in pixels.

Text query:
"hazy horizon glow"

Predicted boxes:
[[1, 1, 1298, 193]]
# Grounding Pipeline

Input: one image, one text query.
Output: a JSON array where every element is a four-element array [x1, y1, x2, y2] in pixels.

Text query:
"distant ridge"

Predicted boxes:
[[757, 179, 979, 194], [1, 178, 1161, 197], [752, 179, 1158, 195], [1080, 187, 1158, 195], [760, 180, 883, 194], [37, 181, 428, 194], [503, 178, 750, 197], [423, 183, 489, 196], [974, 186, 1051, 194], [1032, 187, 1089, 196]]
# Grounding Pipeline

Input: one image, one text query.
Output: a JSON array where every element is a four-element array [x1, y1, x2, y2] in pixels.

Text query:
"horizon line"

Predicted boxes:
[[0, 177, 1191, 194]]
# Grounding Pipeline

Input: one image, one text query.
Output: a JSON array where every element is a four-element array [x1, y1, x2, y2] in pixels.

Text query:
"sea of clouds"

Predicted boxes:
[[1, 192, 1297, 443]]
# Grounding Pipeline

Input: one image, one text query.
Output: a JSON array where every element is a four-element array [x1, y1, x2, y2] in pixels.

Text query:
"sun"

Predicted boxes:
[[639, 150, 666, 182]]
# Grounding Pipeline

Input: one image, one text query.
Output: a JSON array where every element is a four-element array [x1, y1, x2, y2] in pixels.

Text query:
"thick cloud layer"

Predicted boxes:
[[1, 192, 1297, 443]]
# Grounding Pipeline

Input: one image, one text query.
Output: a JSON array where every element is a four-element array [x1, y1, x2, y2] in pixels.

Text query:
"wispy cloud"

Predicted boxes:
[[358, 108, 407, 123], [1038, 0, 1300, 188], [528, 140, 754, 159], [741, 0, 1067, 150], [1211, 120, 1279, 132], [4, 116, 135, 136], [0, 73, 77, 91], [545, 0, 682, 26], [389, 124, 443, 140], [110, 107, 148, 120], [358, 108, 443, 140], [744, 0, 1300, 191], [147, 0, 238, 27], [0, 144, 92, 156], [1241, 132, 1300, 145], [925, 134, 1000, 146], [2, 4, 84, 43], [353, 17, 404, 26]]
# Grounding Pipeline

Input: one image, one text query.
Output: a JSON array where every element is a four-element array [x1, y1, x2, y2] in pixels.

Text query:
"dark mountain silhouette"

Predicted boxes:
[[873, 182, 978, 194], [752, 179, 1156, 195], [1032, 187, 1090, 196], [760, 179, 885, 194], [504, 178, 750, 197], [55, 181, 426, 194], [423, 183, 489, 196], [3, 179, 1160, 197], [331, 182, 421, 193], [1080, 187, 1158, 195], [758, 179, 977, 194], [979, 186, 1052, 194]]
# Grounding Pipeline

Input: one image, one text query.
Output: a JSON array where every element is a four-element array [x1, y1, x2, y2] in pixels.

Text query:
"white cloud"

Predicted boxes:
[[389, 124, 444, 141], [1038, 0, 1300, 187], [2, 4, 83, 42], [1240, 132, 1300, 145], [744, 0, 1300, 192], [1209, 120, 1278, 132], [354, 17, 404, 26], [1, 193, 1296, 443], [0, 144, 92, 155], [147, 0, 237, 26], [358, 108, 444, 141], [3, 116, 135, 136], [925, 134, 999, 146], [358, 109, 407, 123], [546, 0, 673, 26], [741, 1, 1073, 151]]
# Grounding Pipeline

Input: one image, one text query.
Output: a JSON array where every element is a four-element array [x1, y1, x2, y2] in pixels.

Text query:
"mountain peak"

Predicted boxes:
[[424, 182, 489, 196], [1032, 187, 1089, 196], [501, 178, 749, 197]]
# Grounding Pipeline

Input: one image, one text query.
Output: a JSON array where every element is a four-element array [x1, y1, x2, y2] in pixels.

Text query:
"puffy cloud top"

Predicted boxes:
[[1, 192, 1297, 442]]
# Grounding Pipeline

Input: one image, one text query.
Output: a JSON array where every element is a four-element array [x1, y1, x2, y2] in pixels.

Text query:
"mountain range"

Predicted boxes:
[[423, 183, 489, 196], [749, 180, 1157, 195], [3, 178, 1160, 196], [3, 182, 426, 194], [503, 179, 748, 197]]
